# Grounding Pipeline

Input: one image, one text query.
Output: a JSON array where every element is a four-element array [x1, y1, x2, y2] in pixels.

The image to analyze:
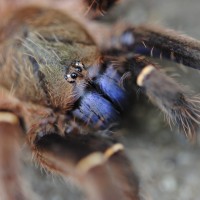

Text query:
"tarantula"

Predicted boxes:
[[0, 0, 200, 199]]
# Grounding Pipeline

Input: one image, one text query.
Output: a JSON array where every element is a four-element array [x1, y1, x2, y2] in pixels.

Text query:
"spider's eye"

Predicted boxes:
[[75, 66, 82, 72], [71, 73, 78, 79]]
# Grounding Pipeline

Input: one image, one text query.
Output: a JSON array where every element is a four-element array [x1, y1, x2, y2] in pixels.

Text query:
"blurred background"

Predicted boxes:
[[22, 0, 200, 199]]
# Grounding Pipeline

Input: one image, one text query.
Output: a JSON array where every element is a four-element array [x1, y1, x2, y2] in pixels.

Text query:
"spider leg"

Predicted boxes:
[[84, 0, 119, 16], [102, 25, 200, 70], [0, 90, 39, 200], [0, 112, 28, 200], [119, 55, 200, 140], [27, 124, 139, 200]]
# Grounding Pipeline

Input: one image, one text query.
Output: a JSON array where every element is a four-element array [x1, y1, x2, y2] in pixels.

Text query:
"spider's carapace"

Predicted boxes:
[[0, 8, 130, 129]]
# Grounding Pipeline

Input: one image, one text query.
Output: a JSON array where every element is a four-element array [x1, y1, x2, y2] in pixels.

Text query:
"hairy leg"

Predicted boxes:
[[116, 55, 200, 140], [102, 25, 200, 70], [0, 112, 28, 200], [27, 124, 140, 200]]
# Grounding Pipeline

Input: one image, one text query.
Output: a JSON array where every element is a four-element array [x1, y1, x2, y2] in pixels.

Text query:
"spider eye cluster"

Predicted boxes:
[[64, 61, 86, 83]]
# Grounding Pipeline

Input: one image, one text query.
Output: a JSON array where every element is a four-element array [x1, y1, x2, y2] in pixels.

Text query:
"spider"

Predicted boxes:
[[0, 0, 200, 199]]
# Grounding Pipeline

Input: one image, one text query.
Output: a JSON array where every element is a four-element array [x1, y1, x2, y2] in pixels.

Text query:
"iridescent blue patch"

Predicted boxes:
[[72, 92, 120, 128]]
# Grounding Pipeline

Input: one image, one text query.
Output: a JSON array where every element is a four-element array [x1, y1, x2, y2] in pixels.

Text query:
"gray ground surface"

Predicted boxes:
[[22, 0, 200, 200]]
